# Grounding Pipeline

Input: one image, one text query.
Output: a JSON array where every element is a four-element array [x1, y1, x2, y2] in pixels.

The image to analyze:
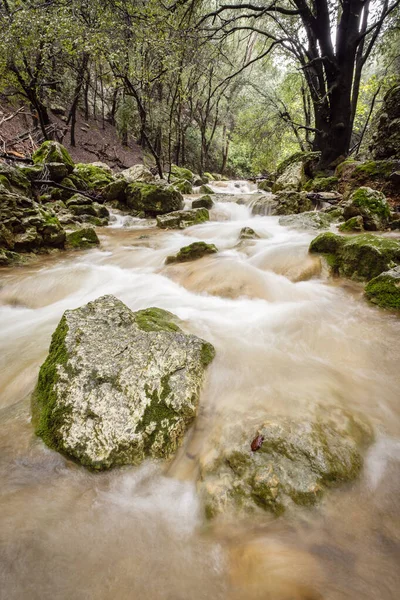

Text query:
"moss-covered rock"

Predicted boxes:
[[239, 227, 260, 240], [126, 182, 184, 217], [165, 241, 218, 264], [173, 179, 193, 194], [171, 165, 194, 183], [304, 176, 339, 192], [199, 407, 372, 518], [192, 195, 214, 209], [73, 163, 113, 190], [365, 266, 400, 310], [0, 162, 31, 194], [279, 211, 334, 231], [157, 208, 209, 229], [65, 227, 99, 249], [32, 141, 74, 172], [273, 161, 305, 192], [309, 232, 400, 280], [203, 172, 214, 181], [102, 178, 128, 202], [276, 151, 320, 178], [339, 216, 364, 232], [199, 184, 214, 194], [274, 190, 313, 215], [31, 295, 215, 470], [343, 187, 390, 231]]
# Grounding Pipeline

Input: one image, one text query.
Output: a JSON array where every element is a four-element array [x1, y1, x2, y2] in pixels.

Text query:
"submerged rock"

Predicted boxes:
[[165, 241, 218, 264], [156, 208, 209, 229], [199, 407, 372, 518], [339, 216, 364, 233], [309, 232, 400, 281], [239, 227, 260, 240], [365, 266, 400, 310], [31, 296, 215, 470], [65, 227, 99, 249]]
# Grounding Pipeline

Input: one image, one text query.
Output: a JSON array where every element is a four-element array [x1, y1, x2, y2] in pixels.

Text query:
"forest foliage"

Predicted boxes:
[[0, 0, 399, 176]]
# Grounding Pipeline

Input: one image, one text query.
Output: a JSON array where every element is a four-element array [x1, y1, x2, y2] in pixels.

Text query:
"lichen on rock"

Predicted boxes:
[[31, 295, 215, 470]]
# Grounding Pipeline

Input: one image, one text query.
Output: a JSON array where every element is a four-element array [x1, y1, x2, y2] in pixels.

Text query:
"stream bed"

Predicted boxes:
[[1, 182, 399, 600]]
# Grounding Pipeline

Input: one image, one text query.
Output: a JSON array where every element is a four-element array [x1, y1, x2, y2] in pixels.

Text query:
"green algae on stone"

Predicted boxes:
[[73, 163, 113, 190], [156, 208, 209, 229], [126, 182, 184, 216], [309, 232, 400, 280], [170, 165, 194, 183], [339, 216, 364, 232], [343, 187, 390, 231], [365, 266, 400, 310], [173, 179, 193, 194], [165, 241, 218, 264], [198, 408, 372, 519], [199, 184, 214, 194], [31, 295, 215, 470]]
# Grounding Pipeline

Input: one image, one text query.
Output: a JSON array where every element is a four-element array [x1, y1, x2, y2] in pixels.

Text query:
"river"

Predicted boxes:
[[0, 181, 399, 599]]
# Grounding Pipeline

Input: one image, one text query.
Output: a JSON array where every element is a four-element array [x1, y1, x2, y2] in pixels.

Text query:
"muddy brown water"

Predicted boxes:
[[1, 184, 399, 599]]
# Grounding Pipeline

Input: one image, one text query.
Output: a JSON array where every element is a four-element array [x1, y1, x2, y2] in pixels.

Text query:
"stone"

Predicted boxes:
[[45, 162, 70, 182], [192, 195, 214, 209], [309, 232, 400, 281], [239, 227, 260, 240], [156, 208, 209, 229], [365, 266, 400, 310], [199, 406, 372, 518], [338, 216, 364, 232], [0, 162, 31, 194], [31, 295, 215, 470], [273, 191, 314, 215], [199, 184, 214, 194], [120, 164, 156, 184], [65, 227, 100, 249], [73, 163, 113, 190], [273, 161, 305, 192], [32, 141, 74, 173], [126, 183, 184, 217], [343, 187, 390, 230], [257, 179, 273, 192], [279, 211, 334, 230], [170, 165, 194, 183], [102, 178, 128, 202], [173, 179, 193, 194], [303, 176, 339, 192], [165, 241, 218, 264]]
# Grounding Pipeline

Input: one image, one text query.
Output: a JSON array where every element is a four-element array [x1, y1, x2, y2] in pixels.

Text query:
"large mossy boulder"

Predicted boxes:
[[279, 211, 335, 230], [303, 176, 339, 192], [156, 208, 209, 229], [31, 295, 215, 470], [309, 232, 400, 281], [343, 187, 390, 230], [338, 216, 364, 233], [0, 162, 32, 195], [365, 266, 400, 310], [126, 182, 184, 217], [370, 84, 400, 160], [165, 241, 218, 264], [32, 141, 74, 173], [199, 407, 372, 519], [274, 191, 314, 215], [73, 163, 113, 190], [173, 179, 193, 194], [335, 158, 399, 197]]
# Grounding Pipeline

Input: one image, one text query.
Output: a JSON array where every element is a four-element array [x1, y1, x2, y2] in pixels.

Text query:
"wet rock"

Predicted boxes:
[[199, 407, 372, 518], [250, 194, 279, 216], [304, 176, 339, 192], [126, 183, 184, 217], [65, 227, 100, 249], [32, 141, 74, 173], [165, 241, 218, 264], [343, 187, 390, 230], [273, 161, 305, 192], [239, 227, 260, 240], [309, 232, 400, 281], [365, 266, 400, 310], [31, 295, 215, 470], [338, 216, 364, 233], [173, 179, 193, 194], [120, 164, 156, 184], [156, 208, 209, 229], [199, 184, 214, 194], [279, 211, 335, 230], [102, 178, 128, 202], [274, 191, 314, 215], [192, 195, 214, 209]]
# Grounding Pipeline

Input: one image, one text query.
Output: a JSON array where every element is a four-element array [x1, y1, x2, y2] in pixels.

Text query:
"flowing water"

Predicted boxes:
[[1, 182, 400, 600]]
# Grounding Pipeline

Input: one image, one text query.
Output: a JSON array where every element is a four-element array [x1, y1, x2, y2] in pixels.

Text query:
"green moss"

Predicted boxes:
[[31, 316, 74, 452], [126, 182, 183, 216], [200, 342, 216, 367], [173, 179, 193, 194], [0, 175, 11, 190], [276, 151, 320, 177], [354, 160, 394, 179], [134, 307, 182, 333], [309, 232, 345, 254], [203, 172, 215, 181], [339, 216, 364, 232], [350, 187, 390, 218], [66, 228, 99, 249], [171, 165, 194, 182], [365, 271, 400, 309], [304, 176, 339, 192], [165, 241, 218, 264], [199, 184, 214, 194], [73, 164, 113, 190], [32, 141, 74, 169]]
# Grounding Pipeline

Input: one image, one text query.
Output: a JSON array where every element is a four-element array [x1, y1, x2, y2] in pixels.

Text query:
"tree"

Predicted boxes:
[[202, 0, 400, 168]]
